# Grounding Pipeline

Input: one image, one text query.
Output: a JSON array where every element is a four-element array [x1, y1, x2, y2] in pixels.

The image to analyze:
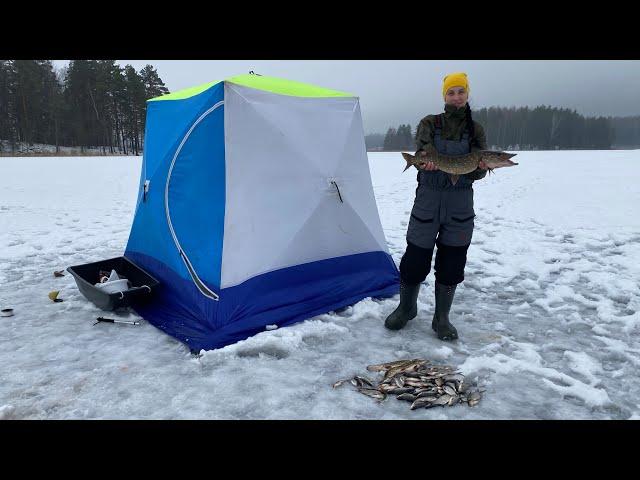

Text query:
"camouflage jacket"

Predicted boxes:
[[415, 104, 488, 181]]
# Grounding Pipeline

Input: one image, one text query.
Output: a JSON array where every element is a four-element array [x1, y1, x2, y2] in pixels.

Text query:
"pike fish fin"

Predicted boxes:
[[402, 152, 414, 173], [449, 174, 459, 186]]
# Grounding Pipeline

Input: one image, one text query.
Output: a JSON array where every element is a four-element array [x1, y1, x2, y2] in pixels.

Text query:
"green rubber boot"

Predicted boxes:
[[431, 281, 459, 341], [384, 280, 420, 330]]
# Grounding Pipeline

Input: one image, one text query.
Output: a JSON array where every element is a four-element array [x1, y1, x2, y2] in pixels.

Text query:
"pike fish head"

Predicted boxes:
[[483, 151, 518, 169]]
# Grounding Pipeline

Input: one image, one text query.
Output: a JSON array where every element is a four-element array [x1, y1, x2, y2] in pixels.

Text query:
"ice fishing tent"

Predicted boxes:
[[125, 74, 399, 351]]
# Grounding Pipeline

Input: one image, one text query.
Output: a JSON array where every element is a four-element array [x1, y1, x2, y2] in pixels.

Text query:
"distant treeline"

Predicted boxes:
[[0, 60, 169, 155], [368, 106, 640, 151], [609, 116, 640, 147]]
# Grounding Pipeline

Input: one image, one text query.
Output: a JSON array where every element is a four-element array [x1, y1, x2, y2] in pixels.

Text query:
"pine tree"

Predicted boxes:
[[140, 65, 169, 100], [0, 60, 16, 150], [122, 65, 146, 155], [383, 127, 397, 151]]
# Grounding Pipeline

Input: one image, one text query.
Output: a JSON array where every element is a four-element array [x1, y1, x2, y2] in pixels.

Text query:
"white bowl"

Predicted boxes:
[[95, 279, 130, 294]]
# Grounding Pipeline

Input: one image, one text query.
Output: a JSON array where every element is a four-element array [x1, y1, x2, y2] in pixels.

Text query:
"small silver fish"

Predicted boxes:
[[332, 379, 348, 389], [377, 383, 399, 393], [414, 387, 437, 396], [355, 375, 374, 388], [431, 394, 452, 407], [443, 385, 457, 396], [404, 379, 425, 388], [358, 388, 386, 401], [416, 394, 438, 402], [397, 393, 418, 402], [387, 387, 415, 395], [467, 390, 482, 407], [367, 359, 423, 372], [410, 397, 435, 410]]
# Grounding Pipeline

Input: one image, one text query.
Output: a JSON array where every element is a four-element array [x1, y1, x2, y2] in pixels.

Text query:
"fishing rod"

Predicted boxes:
[[94, 317, 140, 326]]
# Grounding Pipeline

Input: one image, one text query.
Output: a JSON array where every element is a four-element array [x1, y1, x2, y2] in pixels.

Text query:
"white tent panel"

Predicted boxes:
[[221, 83, 390, 289]]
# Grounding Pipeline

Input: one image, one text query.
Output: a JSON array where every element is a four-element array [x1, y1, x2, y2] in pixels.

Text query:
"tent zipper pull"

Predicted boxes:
[[143, 180, 151, 202], [331, 181, 343, 203]]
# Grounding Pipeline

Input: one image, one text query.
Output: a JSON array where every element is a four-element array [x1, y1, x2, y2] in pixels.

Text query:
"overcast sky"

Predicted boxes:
[[53, 60, 640, 134]]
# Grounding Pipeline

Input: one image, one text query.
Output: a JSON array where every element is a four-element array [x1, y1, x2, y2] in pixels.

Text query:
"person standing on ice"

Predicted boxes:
[[385, 72, 489, 340]]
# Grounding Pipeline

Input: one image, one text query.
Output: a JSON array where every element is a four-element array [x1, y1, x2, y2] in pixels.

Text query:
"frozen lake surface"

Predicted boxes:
[[1, 151, 639, 419]]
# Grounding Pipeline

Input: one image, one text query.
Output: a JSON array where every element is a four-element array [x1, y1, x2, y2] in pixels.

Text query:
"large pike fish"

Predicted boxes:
[[401, 145, 518, 186]]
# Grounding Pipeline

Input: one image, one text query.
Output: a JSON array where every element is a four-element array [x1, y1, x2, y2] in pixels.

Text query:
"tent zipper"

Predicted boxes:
[[164, 101, 224, 301]]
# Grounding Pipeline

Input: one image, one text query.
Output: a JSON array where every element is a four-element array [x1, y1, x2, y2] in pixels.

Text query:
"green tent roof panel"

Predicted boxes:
[[149, 74, 354, 102]]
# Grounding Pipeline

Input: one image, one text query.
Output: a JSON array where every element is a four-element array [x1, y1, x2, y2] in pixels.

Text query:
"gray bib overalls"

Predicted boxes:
[[407, 116, 475, 248], [400, 114, 477, 286]]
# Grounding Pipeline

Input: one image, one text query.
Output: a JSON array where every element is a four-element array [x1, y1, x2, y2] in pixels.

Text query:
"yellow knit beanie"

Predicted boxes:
[[442, 72, 469, 99]]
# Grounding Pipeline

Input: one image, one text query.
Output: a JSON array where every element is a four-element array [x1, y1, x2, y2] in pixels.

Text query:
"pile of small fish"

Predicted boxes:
[[332, 359, 483, 410]]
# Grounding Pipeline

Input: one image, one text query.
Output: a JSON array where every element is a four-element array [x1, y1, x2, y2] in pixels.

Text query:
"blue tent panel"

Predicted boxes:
[[126, 82, 225, 291], [127, 250, 399, 352], [167, 103, 225, 289]]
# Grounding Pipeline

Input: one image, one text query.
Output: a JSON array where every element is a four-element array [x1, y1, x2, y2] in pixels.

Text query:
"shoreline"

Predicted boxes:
[[0, 152, 140, 157]]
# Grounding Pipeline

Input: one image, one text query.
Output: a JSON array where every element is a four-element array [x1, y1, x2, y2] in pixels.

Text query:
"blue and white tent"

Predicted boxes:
[[125, 74, 399, 351]]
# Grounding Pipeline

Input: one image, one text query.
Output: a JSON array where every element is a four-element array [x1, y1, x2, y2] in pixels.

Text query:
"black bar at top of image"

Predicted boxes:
[[2, 9, 639, 60]]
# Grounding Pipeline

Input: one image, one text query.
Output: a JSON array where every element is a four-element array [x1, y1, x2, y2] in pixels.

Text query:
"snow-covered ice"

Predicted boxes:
[[1, 151, 639, 419]]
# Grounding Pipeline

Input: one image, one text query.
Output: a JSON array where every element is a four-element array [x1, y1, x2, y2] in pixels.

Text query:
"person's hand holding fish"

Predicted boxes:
[[416, 151, 439, 171]]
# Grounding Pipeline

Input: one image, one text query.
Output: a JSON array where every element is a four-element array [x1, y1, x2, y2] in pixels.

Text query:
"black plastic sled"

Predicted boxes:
[[67, 256, 160, 311]]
